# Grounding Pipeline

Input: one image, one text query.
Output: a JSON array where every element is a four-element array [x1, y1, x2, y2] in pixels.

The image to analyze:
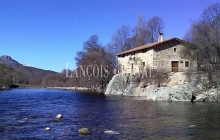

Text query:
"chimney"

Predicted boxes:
[[158, 33, 164, 42]]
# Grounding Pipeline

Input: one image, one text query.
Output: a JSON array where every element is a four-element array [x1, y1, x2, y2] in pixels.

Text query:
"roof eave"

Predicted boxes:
[[116, 37, 187, 56]]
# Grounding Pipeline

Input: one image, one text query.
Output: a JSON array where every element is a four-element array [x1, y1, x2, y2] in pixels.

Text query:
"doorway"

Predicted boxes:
[[172, 61, 179, 72]]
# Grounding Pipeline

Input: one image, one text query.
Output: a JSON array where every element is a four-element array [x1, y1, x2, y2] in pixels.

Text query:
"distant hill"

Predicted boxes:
[[0, 55, 58, 87], [0, 55, 21, 67], [0, 64, 13, 88], [0, 63, 15, 75], [0, 55, 57, 77]]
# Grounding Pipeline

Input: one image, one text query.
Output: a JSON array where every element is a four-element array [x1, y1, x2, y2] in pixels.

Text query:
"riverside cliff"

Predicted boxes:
[[105, 72, 220, 102]]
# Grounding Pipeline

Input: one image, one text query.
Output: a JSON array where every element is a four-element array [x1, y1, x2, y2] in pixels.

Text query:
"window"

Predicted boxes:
[[185, 61, 189, 67], [143, 62, 145, 67], [174, 48, 177, 52], [131, 64, 134, 73]]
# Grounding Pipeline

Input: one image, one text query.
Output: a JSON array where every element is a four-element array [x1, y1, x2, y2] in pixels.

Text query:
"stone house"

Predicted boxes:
[[116, 34, 197, 73]]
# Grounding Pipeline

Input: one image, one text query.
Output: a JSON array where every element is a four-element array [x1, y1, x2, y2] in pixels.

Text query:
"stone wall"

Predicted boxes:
[[118, 49, 154, 73], [153, 41, 192, 72], [118, 40, 197, 74]]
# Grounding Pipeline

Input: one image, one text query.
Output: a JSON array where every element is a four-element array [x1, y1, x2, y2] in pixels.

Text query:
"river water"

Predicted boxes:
[[0, 89, 220, 139]]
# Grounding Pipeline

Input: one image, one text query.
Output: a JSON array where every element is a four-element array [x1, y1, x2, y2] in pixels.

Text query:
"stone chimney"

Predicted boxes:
[[158, 33, 164, 42]]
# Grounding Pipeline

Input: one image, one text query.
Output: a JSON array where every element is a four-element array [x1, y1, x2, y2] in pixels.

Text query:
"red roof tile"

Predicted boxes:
[[116, 38, 185, 56]]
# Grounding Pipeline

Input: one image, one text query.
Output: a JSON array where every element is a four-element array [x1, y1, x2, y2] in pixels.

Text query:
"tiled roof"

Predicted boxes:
[[116, 38, 185, 56]]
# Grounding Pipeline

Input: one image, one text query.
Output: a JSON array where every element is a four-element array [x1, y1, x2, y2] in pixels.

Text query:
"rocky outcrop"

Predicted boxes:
[[105, 73, 126, 95], [105, 72, 220, 102], [192, 88, 220, 102]]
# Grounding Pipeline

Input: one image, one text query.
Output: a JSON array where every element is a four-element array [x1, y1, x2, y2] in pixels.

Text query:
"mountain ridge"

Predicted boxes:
[[0, 55, 58, 87], [0, 55, 21, 67], [0, 55, 57, 74]]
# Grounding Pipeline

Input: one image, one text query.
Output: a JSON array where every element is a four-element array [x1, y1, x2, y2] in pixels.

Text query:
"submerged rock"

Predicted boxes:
[[56, 114, 63, 119], [78, 128, 89, 135], [45, 127, 51, 131], [189, 125, 196, 127], [104, 130, 120, 135]]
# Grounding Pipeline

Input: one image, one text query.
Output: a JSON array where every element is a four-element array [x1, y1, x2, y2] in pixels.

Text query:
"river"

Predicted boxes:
[[0, 89, 220, 139]]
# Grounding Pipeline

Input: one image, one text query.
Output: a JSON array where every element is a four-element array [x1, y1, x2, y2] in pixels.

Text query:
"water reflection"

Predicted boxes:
[[0, 89, 220, 139]]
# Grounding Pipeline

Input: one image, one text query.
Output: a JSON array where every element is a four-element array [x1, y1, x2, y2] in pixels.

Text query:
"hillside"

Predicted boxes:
[[0, 64, 14, 88], [0, 55, 58, 88], [0, 55, 21, 67], [0, 55, 57, 77], [0, 63, 14, 72]]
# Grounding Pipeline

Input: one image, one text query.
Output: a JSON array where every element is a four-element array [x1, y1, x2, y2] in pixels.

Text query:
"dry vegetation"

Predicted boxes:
[[183, 3, 220, 88]]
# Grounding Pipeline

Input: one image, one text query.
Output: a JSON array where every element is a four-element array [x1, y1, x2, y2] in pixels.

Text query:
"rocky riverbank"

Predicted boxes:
[[47, 87, 89, 90], [47, 87, 103, 93], [105, 72, 220, 102]]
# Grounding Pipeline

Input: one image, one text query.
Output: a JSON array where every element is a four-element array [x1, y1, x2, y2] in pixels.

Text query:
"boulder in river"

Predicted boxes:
[[78, 128, 89, 135], [56, 114, 63, 119], [45, 127, 51, 131]]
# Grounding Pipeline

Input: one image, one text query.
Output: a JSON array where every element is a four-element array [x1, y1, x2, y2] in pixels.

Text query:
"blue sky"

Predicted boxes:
[[0, 0, 219, 72]]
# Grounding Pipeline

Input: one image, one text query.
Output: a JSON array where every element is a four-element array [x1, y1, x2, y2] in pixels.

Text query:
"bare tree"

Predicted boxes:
[[75, 35, 115, 92], [184, 3, 220, 87], [135, 15, 149, 47], [147, 16, 165, 43], [108, 25, 134, 54], [83, 35, 101, 51], [135, 15, 165, 47]]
